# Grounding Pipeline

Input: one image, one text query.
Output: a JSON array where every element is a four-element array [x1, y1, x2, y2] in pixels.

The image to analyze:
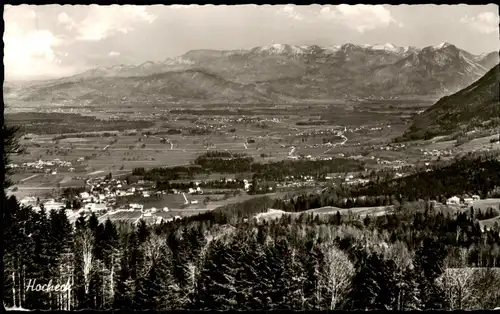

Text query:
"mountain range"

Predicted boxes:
[[400, 63, 500, 141], [7, 42, 499, 104]]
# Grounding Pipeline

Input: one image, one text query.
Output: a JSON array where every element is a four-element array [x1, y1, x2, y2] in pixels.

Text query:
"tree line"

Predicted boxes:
[[4, 193, 500, 310], [131, 151, 365, 182]]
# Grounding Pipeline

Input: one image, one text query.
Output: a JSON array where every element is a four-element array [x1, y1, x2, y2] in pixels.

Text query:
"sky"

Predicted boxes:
[[4, 4, 499, 81]]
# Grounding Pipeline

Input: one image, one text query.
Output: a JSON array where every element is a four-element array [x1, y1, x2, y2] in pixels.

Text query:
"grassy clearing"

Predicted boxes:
[[305, 205, 393, 216], [472, 199, 500, 211]]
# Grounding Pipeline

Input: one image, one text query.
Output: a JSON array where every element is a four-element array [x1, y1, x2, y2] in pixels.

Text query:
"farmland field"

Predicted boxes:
[[6, 99, 472, 222]]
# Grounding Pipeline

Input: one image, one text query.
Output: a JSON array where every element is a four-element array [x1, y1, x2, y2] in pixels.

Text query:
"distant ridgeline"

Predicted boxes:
[[398, 64, 500, 141]]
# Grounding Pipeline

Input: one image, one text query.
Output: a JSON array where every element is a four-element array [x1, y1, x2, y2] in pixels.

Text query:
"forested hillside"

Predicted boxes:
[[400, 64, 500, 141]]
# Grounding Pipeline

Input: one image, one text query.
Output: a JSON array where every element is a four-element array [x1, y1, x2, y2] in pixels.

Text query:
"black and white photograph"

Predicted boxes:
[[2, 3, 500, 311]]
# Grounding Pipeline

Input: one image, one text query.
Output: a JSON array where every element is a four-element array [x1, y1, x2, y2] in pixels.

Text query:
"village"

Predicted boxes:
[[16, 172, 256, 222], [8, 158, 75, 174], [16, 163, 489, 226]]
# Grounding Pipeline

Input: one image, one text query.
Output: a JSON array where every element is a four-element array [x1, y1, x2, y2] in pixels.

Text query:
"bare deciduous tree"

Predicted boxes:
[[77, 229, 95, 295], [386, 241, 413, 270], [437, 268, 477, 310], [319, 244, 355, 310]]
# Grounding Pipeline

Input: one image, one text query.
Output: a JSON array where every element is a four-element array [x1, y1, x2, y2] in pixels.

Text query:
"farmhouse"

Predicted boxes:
[[129, 203, 144, 210], [463, 197, 474, 205], [20, 196, 37, 204], [20, 197, 38, 208], [44, 200, 65, 211], [84, 203, 107, 212], [446, 196, 460, 205]]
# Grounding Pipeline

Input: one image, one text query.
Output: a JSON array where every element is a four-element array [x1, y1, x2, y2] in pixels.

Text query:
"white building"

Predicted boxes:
[[20, 196, 37, 205], [80, 192, 91, 202], [446, 196, 460, 205], [129, 203, 143, 210], [464, 198, 474, 205], [44, 200, 65, 211], [84, 203, 107, 212]]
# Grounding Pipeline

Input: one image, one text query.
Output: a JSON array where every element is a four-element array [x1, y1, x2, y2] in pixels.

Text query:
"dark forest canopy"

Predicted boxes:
[[4, 191, 500, 311], [5, 112, 154, 135], [131, 151, 365, 181]]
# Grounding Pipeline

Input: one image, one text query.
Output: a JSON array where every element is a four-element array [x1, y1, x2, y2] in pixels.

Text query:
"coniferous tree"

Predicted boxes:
[[348, 252, 399, 310], [135, 233, 179, 310], [195, 237, 238, 310], [414, 238, 449, 309]]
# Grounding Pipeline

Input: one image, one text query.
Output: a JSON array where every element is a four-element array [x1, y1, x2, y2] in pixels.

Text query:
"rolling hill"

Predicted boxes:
[[15, 69, 284, 104], [399, 63, 500, 141]]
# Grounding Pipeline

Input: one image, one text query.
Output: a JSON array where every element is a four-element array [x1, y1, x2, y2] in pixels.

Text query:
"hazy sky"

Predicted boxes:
[[4, 4, 499, 80]]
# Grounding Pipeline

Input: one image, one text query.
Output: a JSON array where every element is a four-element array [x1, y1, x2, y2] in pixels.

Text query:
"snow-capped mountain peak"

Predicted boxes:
[[139, 61, 157, 69], [253, 44, 295, 54], [325, 45, 342, 53], [402, 46, 420, 53], [371, 43, 401, 53], [433, 42, 453, 49]]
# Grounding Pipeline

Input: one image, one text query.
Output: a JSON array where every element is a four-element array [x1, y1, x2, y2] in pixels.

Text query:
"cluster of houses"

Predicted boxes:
[[19, 197, 66, 212], [375, 158, 410, 170], [286, 155, 345, 162], [345, 177, 370, 186], [78, 176, 215, 214], [277, 181, 317, 189], [446, 195, 481, 206], [10, 159, 75, 173], [369, 143, 407, 152], [79, 176, 158, 212], [420, 149, 453, 157], [296, 128, 344, 138]]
